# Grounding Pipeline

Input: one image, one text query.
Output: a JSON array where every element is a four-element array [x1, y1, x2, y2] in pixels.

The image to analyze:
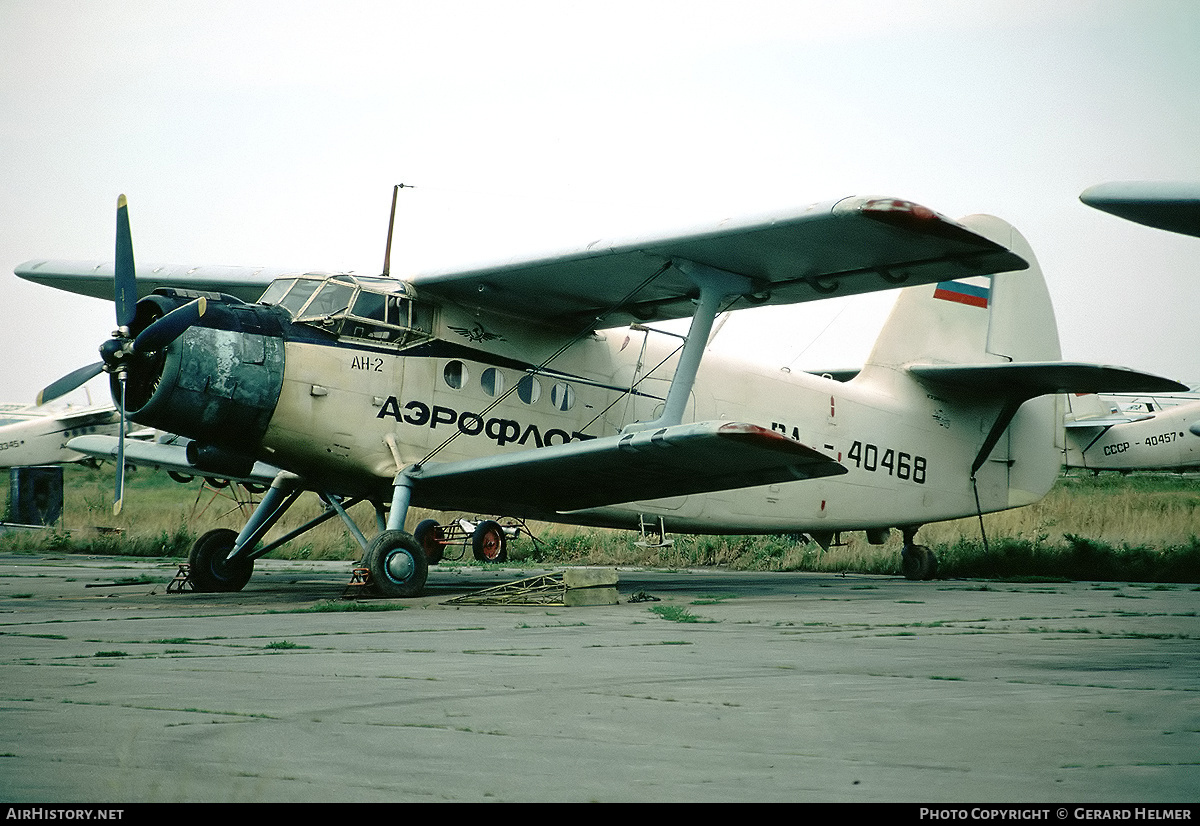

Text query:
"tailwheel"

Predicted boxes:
[[901, 544, 939, 581], [366, 530, 428, 598], [188, 528, 254, 592], [471, 519, 508, 563], [413, 518, 446, 565]]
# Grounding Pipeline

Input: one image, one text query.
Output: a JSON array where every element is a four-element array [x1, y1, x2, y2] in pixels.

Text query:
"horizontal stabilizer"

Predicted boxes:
[[909, 362, 1188, 399], [67, 434, 280, 485], [1065, 413, 1153, 429], [406, 421, 847, 517], [910, 362, 1187, 475]]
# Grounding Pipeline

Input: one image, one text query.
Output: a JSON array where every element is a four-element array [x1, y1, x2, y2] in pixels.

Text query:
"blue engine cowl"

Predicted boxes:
[[115, 291, 287, 455]]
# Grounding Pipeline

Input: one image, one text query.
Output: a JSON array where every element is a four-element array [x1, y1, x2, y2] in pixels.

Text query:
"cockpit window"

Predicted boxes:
[[302, 281, 354, 319], [352, 291, 388, 322], [259, 273, 434, 347], [278, 279, 321, 316], [257, 279, 294, 306]]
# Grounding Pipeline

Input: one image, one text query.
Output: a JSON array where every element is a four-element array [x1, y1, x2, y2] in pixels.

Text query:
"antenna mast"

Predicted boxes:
[[382, 183, 413, 277]]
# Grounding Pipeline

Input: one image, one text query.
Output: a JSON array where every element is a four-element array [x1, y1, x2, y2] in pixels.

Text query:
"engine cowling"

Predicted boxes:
[[117, 291, 286, 455]]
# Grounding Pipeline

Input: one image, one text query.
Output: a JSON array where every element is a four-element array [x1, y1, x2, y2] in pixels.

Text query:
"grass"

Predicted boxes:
[[2, 464, 1199, 582]]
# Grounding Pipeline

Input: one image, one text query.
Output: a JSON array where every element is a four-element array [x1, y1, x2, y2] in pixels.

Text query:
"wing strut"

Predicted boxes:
[[972, 397, 1023, 476], [623, 259, 753, 433]]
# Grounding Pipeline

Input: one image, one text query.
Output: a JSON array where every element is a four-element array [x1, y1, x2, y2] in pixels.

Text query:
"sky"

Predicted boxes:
[[2, 0, 1199, 408]]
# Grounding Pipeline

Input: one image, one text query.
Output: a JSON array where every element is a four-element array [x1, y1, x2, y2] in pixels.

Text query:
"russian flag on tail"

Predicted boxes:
[[933, 277, 990, 309]]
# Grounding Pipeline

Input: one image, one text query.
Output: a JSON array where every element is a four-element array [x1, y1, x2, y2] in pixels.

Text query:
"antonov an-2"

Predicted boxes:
[[17, 191, 1186, 595], [1060, 181, 1200, 474]]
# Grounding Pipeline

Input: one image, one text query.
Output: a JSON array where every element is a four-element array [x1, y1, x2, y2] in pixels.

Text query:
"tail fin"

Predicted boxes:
[[855, 214, 1063, 511], [1065, 393, 1119, 422], [859, 213, 1061, 375]]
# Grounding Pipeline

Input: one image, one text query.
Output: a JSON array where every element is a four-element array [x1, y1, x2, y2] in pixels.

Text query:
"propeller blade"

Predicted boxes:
[[133, 297, 207, 352], [37, 361, 105, 406], [113, 373, 127, 516], [114, 194, 137, 330]]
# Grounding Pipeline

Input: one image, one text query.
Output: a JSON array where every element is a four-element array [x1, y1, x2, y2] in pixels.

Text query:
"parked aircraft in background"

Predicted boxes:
[[1063, 393, 1200, 473], [1058, 183, 1200, 474], [0, 402, 126, 468], [18, 192, 1185, 593], [1102, 392, 1200, 414]]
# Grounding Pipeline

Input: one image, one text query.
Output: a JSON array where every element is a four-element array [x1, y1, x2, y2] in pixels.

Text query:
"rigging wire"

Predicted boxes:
[[414, 260, 677, 466]]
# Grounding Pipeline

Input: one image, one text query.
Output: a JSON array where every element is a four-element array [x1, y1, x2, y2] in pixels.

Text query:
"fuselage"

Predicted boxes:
[[123, 274, 1057, 536], [0, 407, 123, 468], [1064, 402, 1200, 473]]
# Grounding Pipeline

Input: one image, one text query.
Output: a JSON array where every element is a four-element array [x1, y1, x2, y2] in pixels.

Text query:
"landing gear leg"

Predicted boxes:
[[900, 526, 938, 581], [364, 471, 428, 598], [187, 472, 302, 592]]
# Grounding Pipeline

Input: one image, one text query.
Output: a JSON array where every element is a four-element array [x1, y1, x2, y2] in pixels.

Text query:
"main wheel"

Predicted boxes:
[[471, 520, 508, 563], [413, 519, 446, 565], [366, 530, 428, 598], [188, 528, 254, 592], [901, 544, 938, 581]]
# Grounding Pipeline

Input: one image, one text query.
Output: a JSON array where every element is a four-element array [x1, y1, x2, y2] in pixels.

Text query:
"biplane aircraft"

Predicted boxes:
[[0, 401, 125, 468], [17, 191, 1187, 594], [1060, 181, 1200, 474], [1063, 393, 1200, 473]]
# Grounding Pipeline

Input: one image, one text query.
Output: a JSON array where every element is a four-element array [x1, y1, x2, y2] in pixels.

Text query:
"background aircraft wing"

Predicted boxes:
[[14, 261, 292, 304], [406, 421, 847, 518], [409, 196, 1029, 328], [1080, 182, 1200, 238], [67, 434, 281, 485]]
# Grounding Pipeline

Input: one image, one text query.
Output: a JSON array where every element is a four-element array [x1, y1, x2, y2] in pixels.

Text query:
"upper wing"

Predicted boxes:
[[16, 196, 1025, 328], [15, 261, 291, 304], [410, 196, 1028, 327], [406, 420, 846, 518]]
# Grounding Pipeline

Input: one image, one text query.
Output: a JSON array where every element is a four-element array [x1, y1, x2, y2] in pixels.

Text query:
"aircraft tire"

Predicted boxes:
[[366, 530, 428, 598], [471, 520, 508, 563], [901, 545, 938, 581], [188, 528, 254, 592], [413, 519, 446, 565]]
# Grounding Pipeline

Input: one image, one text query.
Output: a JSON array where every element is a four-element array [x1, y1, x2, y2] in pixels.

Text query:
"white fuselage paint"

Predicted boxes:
[[1064, 401, 1200, 473], [0, 409, 123, 468], [259, 297, 1055, 535]]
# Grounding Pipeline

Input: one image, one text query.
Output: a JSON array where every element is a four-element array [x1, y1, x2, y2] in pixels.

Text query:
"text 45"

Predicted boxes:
[[847, 441, 927, 484]]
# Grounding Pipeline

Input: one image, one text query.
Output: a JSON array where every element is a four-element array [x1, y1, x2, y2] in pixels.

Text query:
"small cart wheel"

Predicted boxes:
[[471, 520, 508, 563]]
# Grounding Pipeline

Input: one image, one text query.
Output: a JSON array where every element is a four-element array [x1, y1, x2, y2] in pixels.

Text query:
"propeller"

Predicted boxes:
[[37, 195, 207, 514]]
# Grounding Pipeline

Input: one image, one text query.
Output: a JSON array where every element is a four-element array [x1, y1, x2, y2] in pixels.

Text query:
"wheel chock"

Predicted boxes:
[[341, 567, 373, 598], [166, 564, 193, 593]]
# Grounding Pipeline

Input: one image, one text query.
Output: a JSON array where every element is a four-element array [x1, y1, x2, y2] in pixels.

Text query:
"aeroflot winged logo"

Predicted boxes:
[[933, 277, 991, 309]]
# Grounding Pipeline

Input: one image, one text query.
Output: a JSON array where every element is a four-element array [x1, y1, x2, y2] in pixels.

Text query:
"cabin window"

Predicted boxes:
[[481, 368, 505, 397], [517, 375, 541, 405], [444, 360, 468, 390], [550, 382, 575, 411]]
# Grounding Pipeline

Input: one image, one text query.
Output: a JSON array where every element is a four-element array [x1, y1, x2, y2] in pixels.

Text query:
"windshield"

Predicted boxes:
[[259, 274, 434, 345]]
